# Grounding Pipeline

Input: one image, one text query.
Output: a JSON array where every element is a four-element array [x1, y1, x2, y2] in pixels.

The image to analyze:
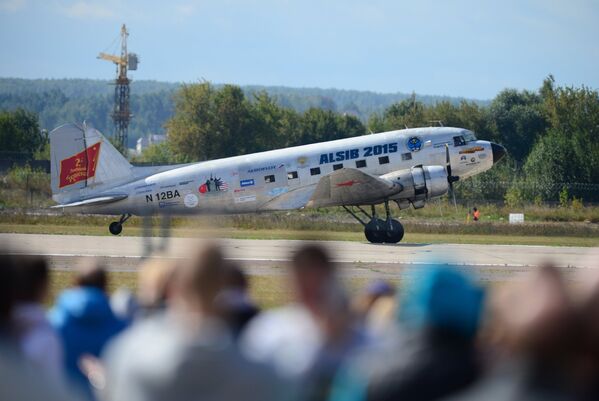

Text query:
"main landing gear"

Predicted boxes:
[[342, 201, 404, 244], [109, 213, 131, 235]]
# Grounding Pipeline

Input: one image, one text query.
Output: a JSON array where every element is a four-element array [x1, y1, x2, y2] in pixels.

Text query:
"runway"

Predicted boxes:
[[1, 233, 596, 281]]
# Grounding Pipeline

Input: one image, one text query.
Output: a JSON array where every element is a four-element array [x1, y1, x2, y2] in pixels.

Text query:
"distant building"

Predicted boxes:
[[136, 134, 166, 155]]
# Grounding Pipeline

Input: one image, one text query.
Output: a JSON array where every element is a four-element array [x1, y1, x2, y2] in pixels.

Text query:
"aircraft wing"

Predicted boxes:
[[306, 168, 402, 208], [51, 194, 128, 209]]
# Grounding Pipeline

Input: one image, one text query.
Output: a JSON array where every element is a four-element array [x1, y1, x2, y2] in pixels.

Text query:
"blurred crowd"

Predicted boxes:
[[1, 243, 599, 401]]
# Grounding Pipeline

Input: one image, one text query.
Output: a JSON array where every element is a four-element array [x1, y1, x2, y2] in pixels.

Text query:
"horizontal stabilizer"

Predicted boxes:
[[51, 194, 128, 209], [307, 168, 402, 208]]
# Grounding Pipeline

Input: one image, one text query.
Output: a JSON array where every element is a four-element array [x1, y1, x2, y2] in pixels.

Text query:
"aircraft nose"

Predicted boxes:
[[491, 143, 507, 164]]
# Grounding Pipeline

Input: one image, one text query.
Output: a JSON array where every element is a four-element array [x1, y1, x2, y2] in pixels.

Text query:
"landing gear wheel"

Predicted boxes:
[[365, 218, 386, 243], [109, 222, 123, 235], [383, 218, 404, 244]]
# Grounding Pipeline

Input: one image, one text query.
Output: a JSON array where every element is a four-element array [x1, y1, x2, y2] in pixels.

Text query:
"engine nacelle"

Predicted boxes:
[[381, 165, 448, 209]]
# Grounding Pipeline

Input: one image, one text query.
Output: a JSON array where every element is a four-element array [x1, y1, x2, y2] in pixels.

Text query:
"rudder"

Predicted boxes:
[[50, 123, 133, 203]]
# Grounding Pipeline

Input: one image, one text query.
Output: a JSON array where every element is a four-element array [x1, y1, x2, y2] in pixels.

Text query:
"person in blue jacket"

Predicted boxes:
[[49, 262, 127, 398]]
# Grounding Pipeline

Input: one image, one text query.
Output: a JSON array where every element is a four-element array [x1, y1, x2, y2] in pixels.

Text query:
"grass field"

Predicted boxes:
[[48, 270, 377, 309]]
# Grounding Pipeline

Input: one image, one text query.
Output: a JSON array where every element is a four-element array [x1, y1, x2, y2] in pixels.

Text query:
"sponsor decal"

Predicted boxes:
[[59, 142, 101, 188], [233, 188, 246, 193], [134, 183, 156, 190], [406, 137, 423, 152], [460, 155, 467, 161], [319, 143, 398, 165], [459, 146, 484, 154], [199, 175, 228, 194], [240, 178, 255, 187], [135, 189, 153, 195], [470, 157, 476, 163], [234, 195, 257, 203], [479, 153, 487, 159], [159, 201, 179, 209], [178, 180, 193, 185], [297, 156, 308, 167], [247, 165, 276, 173], [160, 184, 176, 189], [184, 193, 199, 208], [267, 187, 289, 197]]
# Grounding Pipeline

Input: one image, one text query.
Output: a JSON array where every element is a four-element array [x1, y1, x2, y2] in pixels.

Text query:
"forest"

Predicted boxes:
[[1, 75, 598, 203]]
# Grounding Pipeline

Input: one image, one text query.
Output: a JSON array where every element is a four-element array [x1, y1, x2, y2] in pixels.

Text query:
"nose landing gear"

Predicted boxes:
[[343, 201, 404, 244], [109, 213, 132, 235]]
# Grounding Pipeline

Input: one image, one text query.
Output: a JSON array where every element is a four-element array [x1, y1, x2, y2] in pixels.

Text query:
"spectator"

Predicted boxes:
[[352, 280, 395, 322], [216, 261, 260, 339], [11, 255, 63, 381], [472, 207, 480, 221], [49, 260, 126, 398], [330, 266, 484, 401], [110, 288, 139, 323], [242, 244, 364, 400], [102, 242, 288, 401], [136, 257, 177, 317], [0, 253, 79, 401], [449, 265, 578, 401]]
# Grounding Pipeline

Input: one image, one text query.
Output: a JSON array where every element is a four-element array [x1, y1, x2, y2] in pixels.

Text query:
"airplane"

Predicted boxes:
[[49, 123, 506, 243]]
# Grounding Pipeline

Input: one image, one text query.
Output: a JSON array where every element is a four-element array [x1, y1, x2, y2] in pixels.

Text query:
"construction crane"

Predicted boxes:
[[97, 24, 139, 152]]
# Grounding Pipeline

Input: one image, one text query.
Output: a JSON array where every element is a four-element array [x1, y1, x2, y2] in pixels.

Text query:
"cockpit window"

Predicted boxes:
[[462, 130, 477, 142], [453, 136, 466, 147]]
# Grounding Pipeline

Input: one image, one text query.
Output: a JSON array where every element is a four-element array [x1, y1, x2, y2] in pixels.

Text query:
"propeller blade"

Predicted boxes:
[[445, 144, 452, 177], [445, 144, 458, 210]]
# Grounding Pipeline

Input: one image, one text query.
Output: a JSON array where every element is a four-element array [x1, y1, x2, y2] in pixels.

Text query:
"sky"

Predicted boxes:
[[0, 0, 598, 99]]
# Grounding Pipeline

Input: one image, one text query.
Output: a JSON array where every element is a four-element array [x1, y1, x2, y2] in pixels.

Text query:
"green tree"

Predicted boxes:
[[0, 109, 44, 155], [488, 89, 548, 161]]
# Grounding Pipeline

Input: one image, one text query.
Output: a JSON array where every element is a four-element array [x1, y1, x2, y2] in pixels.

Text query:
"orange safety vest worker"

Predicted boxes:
[[473, 209, 480, 221]]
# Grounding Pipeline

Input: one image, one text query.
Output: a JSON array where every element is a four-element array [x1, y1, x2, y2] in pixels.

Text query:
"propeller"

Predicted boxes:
[[445, 144, 459, 209]]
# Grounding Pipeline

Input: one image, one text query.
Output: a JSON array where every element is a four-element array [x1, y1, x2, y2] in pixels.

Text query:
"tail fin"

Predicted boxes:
[[50, 123, 133, 203]]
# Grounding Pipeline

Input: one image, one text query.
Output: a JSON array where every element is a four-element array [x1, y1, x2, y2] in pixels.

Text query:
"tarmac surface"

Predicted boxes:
[[1, 233, 596, 281]]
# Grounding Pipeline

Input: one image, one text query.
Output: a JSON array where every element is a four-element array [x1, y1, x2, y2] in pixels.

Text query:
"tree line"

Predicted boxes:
[[0, 78, 478, 146], [1, 76, 598, 203]]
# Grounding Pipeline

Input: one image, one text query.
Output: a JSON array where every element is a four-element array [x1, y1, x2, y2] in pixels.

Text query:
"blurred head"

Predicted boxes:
[[0, 254, 16, 329], [223, 261, 249, 292], [173, 242, 227, 316], [75, 260, 108, 292], [137, 257, 178, 309], [398, 265, 484, 339], [291, 244, 336, 314], [12, 255, 49, 304], [492, 265, 574, 359]]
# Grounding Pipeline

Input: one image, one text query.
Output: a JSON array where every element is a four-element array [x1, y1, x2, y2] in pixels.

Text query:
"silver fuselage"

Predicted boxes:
[[66, 127, 495, 216]]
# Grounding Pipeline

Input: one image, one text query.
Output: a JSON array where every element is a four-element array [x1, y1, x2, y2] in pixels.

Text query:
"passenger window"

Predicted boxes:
[[333, 163, 343, 171], [378, 156, 389, 165], [453, 136, 466, 146], [401, 152, 412, 161], [264, 175, 275, 183], [310, 167, 321, 176], [287, 171, 298, 179], [356, 160, 367, 168]]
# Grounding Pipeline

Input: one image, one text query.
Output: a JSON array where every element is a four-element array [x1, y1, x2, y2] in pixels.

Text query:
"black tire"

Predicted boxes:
[[109, 222, 123, 235], [384, 219, 404, 243], [364, 218, 386, 243]]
